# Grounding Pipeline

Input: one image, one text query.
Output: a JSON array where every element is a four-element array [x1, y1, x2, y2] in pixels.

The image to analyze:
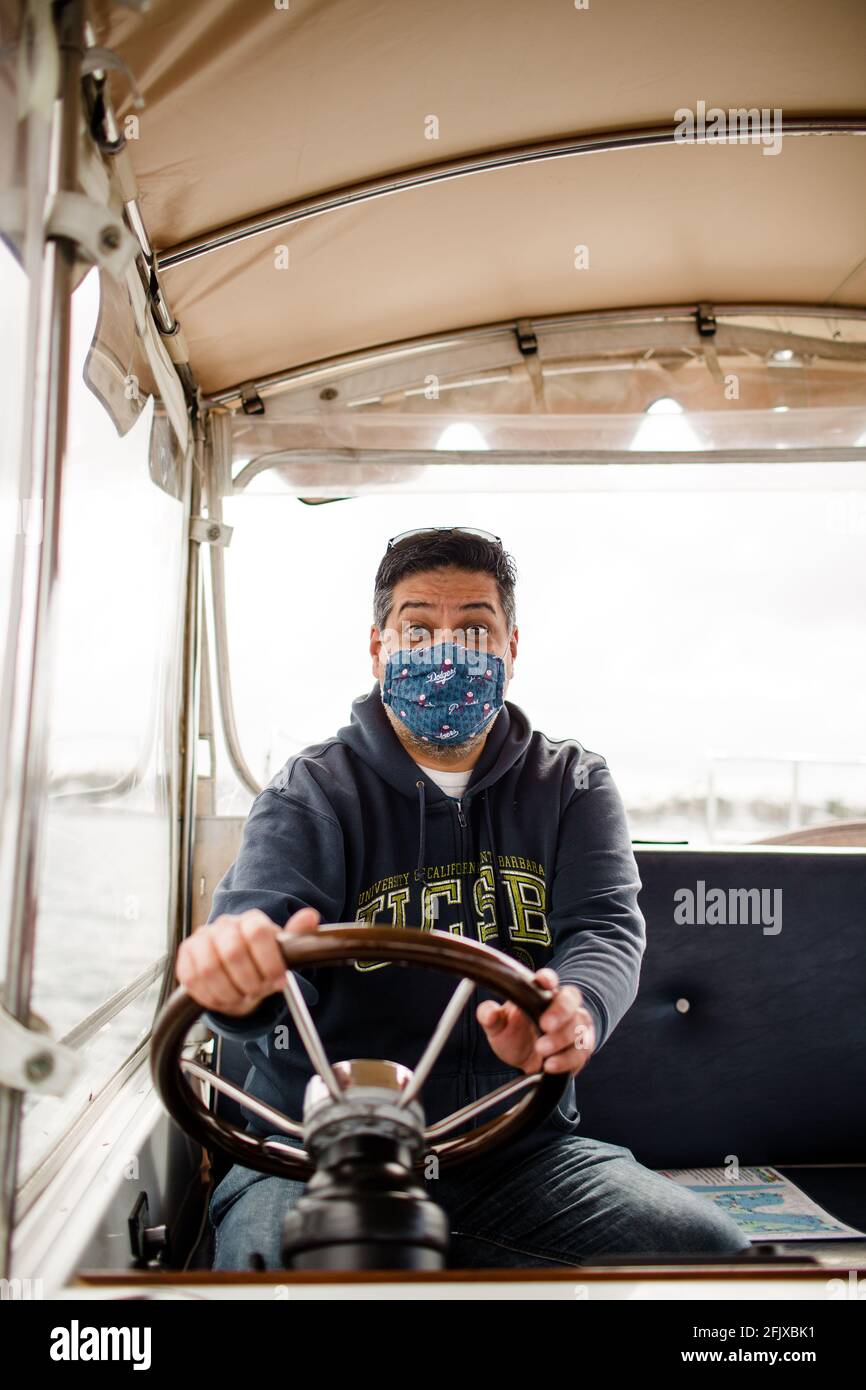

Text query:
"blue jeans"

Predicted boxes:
[[210, 1132, 751, 1270]]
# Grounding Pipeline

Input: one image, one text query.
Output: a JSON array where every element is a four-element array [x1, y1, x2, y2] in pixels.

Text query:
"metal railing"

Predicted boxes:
[[706, 753, 866, 840]]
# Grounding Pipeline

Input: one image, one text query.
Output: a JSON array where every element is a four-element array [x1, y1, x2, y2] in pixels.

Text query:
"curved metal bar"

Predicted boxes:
[[60, 956, 168, 1050], [159, 117, 866, 272], [204, 302, 866, 408], [203, 531, 261, 798], [200, 419, 262, 799], [424, 1071, 542, 1139], [234, 446, 866, 494], [173, 423, 205, 972]]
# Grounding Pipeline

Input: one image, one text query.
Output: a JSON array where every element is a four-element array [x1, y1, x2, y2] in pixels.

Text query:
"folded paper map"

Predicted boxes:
[[656, 1166, 864, 1240]]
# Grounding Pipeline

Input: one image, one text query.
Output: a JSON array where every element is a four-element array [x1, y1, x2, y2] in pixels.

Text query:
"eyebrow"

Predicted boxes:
[[395, 600, 498, 618]]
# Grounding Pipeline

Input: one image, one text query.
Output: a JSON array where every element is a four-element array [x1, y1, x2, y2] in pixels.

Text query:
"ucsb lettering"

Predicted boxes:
[[354, 851, 548, 969]]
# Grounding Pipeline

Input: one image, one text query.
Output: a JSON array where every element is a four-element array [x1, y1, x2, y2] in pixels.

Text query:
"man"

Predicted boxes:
[[177, 527, 749, 1268]]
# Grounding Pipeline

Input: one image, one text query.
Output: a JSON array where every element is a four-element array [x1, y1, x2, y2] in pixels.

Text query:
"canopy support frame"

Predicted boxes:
[[157, 116, 866, 273], [204, 302, 866, 411]]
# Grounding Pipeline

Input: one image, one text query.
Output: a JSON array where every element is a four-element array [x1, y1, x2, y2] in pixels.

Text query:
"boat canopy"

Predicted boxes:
[[88, 0, 866, 405]]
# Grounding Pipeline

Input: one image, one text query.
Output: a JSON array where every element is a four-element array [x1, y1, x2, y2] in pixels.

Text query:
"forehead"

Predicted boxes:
[[389, 566, 504, 616]]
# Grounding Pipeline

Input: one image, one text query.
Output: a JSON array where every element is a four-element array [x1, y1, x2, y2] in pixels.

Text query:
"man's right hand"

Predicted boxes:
[[175, 906, 321, 1016]]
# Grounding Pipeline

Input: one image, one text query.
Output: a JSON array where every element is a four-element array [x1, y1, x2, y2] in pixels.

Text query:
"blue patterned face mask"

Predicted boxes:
[[381, 640, 506, 744]]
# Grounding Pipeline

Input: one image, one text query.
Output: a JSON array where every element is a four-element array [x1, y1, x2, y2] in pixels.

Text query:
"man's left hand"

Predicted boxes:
[[476, 968, 596, 1077]]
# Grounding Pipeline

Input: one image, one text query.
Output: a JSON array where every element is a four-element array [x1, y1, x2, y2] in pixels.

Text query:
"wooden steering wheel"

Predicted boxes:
[[151, 925, 572, 1180]]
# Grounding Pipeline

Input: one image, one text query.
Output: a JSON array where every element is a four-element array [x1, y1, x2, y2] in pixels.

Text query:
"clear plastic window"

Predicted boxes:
[[19, 268, 188, 1188]]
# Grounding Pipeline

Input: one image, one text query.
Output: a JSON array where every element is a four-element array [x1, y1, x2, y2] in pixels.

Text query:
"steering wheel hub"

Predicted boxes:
[[303, 1059, 427, 1164]]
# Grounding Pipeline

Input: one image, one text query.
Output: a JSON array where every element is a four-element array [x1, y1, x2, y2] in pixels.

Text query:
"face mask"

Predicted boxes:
[[381, 640, 506, 744]]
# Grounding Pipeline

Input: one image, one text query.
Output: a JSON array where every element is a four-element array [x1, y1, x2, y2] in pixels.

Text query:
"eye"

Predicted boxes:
[[407, 624, 428, 641], [465, 624, 489, 638]]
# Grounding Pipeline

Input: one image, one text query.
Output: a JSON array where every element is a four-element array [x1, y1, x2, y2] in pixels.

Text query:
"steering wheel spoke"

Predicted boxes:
[[397, 975, 477, 1108], [424, 1070, 543, 1139], [180, 1057, 305, 1139], [279, 968, 343, 1102]]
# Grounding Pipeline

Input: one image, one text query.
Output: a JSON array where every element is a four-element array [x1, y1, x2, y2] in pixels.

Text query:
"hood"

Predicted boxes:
[[336, 681, 534, 948], [337, 680, 532, 799]]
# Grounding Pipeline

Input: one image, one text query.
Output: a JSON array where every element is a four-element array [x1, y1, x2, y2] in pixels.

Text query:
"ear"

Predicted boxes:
[[370, 624, 383, 680]]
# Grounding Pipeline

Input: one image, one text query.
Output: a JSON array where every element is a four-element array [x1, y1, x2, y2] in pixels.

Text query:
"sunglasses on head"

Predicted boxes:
[[386, 526, 502, 551]]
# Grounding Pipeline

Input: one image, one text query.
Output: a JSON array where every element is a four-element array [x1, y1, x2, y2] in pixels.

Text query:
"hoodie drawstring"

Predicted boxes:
[[414, 779, 428, 883]]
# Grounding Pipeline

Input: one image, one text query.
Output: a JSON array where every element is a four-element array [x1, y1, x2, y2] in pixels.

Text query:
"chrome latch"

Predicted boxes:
[[45, 189, 139, 281], [0, 1002, 83, 1096], [189, 516, 233, 547], [696, 302, 717, 337]]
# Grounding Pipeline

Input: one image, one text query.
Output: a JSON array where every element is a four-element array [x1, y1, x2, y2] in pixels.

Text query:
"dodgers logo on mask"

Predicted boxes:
[[381, 640, 506, 743]]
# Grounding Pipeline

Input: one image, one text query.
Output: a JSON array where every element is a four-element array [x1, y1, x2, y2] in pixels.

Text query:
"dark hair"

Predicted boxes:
[[373, 530, 518, 634]]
